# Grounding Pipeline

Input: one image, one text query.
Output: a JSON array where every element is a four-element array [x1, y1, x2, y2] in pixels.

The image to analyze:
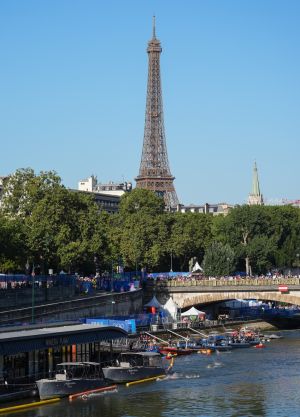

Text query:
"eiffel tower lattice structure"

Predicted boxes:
[[135, 17, 179, 208]]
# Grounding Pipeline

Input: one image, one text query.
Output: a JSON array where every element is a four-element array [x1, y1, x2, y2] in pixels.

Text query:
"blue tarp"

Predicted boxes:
[[83, 312, 166, 329], [0, 274, 76, 285]]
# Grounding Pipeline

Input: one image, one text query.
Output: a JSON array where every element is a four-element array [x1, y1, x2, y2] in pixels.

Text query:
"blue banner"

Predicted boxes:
[[85, 318, 137, 334]]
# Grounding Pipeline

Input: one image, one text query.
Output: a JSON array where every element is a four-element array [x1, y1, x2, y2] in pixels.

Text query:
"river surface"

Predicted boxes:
[[5, 330, 300, 417]]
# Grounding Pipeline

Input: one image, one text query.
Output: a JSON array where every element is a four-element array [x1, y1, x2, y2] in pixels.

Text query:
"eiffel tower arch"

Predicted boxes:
[[135, 17, 179, 208]]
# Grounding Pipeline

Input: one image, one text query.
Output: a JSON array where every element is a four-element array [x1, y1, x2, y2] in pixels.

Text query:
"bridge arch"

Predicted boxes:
[[172, 291, 300, 309]]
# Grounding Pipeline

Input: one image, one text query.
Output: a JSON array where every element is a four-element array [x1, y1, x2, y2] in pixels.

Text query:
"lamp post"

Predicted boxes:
[[226, 257, 230, 276], [25, 261, 30, 276], [170, 250, 173, 272], [31, 264, 35, 324], [111, 300, 116, 317], [94, 254, 100, 278], [111, 261, 114, 292]]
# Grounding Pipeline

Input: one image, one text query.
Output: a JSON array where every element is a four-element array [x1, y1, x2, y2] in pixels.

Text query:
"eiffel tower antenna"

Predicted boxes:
[[135, 18, 179, 208], [152, 15, 156, 39]]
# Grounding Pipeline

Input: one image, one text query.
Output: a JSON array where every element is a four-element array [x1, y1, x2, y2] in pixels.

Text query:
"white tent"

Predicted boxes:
[[163, 297, 178, 320], [144, 296, 163, 309], [181, 306, 206, 316], [192, 261, 203, 273]]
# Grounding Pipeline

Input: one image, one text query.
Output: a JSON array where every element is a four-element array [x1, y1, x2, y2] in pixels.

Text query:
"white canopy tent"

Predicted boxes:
[[181, 306, 206, 316], [192, 261, 203, 273], [163, 297, 179, 320], [144, 295, 164, 309]]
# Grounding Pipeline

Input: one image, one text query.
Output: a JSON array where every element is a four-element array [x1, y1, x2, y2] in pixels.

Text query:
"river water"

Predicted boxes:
[[6, 330, 300, 417]]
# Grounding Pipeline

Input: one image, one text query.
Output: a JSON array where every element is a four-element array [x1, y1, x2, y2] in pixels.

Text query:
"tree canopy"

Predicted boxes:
[[1, 169, 300, 276]]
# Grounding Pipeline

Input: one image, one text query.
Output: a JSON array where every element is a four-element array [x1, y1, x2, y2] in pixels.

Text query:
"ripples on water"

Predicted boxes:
[[5, 330, 300, 417]]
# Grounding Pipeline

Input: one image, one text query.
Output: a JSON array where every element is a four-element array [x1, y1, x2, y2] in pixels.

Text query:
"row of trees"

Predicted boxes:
[[1, 168, 300, 276]]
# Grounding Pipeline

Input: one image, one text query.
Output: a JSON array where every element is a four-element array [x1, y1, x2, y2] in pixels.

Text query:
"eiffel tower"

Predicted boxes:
[[135, 17, 179, 208]]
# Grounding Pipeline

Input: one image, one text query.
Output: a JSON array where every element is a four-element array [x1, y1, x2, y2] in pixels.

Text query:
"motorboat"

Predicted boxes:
[[225, 329, 254, 348], [159, 346, 194, 356], [36, 362, 107, 400], [201, 335, 232, 352], [267, 334, 283, 339], [176, 340, 204, 351], [228, 340, 251, 348], [102, 352, 167, 383]]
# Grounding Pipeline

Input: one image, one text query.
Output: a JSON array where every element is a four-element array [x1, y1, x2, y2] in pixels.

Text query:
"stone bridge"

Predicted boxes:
[[149, 277, 300, 308]]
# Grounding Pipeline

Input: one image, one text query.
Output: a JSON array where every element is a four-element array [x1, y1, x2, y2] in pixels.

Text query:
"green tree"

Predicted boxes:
[[168, 213, 213, 271], [202, 241, 235, 276], [216, 205, 270, 275], [27, 187, 105, 273], [0, 214, 27, 272], [113, 189, 168, 271], [267, 206, 300, 270], [247, 235, 276, 274], [119, 188, 165, 217], [1, 168, 61, 217]]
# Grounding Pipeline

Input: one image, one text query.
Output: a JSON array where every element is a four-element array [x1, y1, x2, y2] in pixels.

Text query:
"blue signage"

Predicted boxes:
[[85, 318, 136, 334]]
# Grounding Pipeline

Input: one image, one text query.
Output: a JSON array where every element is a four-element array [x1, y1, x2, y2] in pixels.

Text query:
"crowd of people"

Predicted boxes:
[[0, 273, 141, 295], [1, 270, 300, 294], [151, 272, 300, 284]]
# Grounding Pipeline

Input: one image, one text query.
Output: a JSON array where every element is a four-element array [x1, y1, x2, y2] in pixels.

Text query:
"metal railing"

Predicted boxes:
[[151, 277, 300, 288], [137, 316, 259, 335]]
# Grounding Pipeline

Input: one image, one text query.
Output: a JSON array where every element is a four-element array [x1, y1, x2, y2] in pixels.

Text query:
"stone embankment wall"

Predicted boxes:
[[0, 289, 143, 325], [0, 286, 76, 310]]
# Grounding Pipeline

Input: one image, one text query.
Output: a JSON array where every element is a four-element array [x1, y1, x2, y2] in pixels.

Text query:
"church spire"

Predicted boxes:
[[248, 161, 264, 205], [252, 161, 260, 196]]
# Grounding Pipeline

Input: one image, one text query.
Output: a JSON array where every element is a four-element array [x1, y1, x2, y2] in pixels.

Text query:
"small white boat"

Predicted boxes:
[[267, 334, 283, 339]]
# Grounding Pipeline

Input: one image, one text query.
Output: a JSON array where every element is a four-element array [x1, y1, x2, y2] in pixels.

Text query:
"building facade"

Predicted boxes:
[[171, 202, 233, 215], [77, 176, 132, 214], [73, 189, 120, 214], [78, 175, 132, 197]]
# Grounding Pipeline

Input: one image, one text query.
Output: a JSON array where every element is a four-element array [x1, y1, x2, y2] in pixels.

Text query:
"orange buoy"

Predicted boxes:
[[254, 343, 266, 349], [198, 348, 212, 355]]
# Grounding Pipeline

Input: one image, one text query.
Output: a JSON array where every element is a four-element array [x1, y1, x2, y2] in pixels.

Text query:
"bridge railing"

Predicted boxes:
[[150, 277, 300, 288]]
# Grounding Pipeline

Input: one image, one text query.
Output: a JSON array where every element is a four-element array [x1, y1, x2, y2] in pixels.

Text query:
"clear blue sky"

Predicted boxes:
[[1, 0, 299, 205]]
